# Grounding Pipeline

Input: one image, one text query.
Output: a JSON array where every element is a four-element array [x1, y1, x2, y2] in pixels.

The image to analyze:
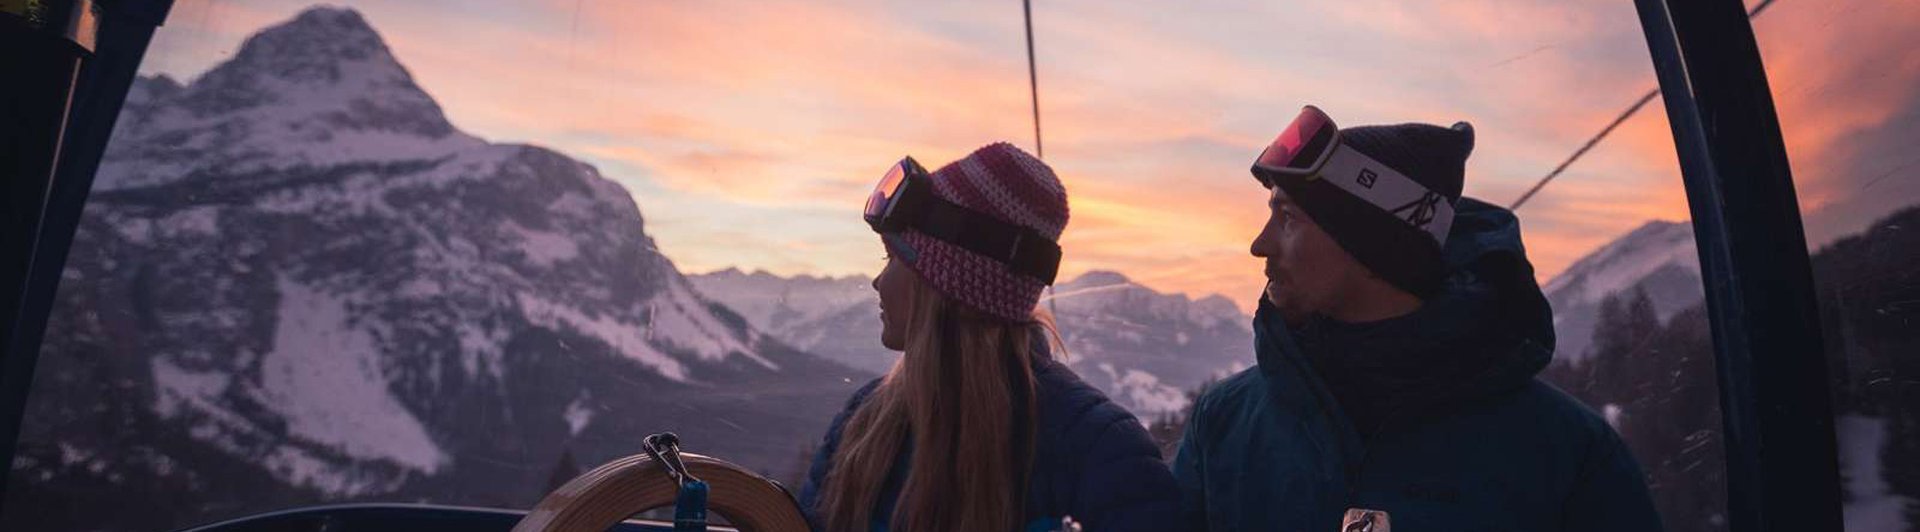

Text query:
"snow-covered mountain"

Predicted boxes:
[[5, 8, 866, 531], [1539, 208, 1920, 531], [688, 268, 893, 374], [1543, 220, 1704, 362], [689, 268, 875, 329], [1049, 272, 1253, 415], [692, 269, 1253, 417]]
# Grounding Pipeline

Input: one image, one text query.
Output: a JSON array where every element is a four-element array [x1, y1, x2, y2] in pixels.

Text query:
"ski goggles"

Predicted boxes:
[[1251, 105, 1456, 245], [863, 156, 1062, 284]]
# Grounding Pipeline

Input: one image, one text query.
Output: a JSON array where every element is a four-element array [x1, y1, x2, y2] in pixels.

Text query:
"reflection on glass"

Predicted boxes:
[[0, 0, 1826, 530], [1755, 0, 1920, 530]]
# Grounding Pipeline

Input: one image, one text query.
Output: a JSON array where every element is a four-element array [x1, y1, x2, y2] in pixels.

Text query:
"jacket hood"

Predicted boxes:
[[1254, 197, 1555, 428]]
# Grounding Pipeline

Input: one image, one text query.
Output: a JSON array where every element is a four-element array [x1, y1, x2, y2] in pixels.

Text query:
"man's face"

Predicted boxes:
[[1250, 186, 1367, 323]]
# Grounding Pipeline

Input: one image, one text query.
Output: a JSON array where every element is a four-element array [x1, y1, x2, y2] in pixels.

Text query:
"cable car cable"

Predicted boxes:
[[1508, 89, 1659, 210], [1509, 0, 1779, 210], [1024, 0, 1043, 160], [1022, 0, 1062, 318]]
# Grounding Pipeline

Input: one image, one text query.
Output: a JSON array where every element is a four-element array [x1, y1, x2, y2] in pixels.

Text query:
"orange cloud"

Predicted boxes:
[[137, 0, 1920, 312], [1754, 0, 1920, 219]]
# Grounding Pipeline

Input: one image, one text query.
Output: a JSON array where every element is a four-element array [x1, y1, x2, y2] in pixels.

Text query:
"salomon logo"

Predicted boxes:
[[1357, 169, 1378, 189]]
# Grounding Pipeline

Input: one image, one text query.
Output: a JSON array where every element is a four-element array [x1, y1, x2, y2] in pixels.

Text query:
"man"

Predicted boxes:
[[1173, 106, 1663, 531]]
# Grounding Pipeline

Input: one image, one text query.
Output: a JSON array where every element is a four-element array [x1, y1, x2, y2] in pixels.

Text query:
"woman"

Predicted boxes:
[[797, 143, 1179, 532]]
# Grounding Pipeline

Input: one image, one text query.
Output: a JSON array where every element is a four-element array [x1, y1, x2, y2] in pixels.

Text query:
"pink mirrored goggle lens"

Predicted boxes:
[[864, 161, 909, 219], [1256, 105, 1338, 173]]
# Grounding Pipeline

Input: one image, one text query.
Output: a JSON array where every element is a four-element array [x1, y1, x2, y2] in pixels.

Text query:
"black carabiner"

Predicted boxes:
[[643, 432, 708, 532], [642, 432, 700, 485]]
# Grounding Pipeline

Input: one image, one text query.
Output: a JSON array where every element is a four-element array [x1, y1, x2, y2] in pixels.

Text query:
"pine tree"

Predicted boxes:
[[545, 447, 582, 495]]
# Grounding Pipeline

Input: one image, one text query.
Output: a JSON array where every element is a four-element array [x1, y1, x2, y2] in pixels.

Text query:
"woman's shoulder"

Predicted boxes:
[[1031, 359, 1152, 451], [1033, 359, 1119, 416], [845, 377, 885, 409], [800, 376, 886, 522], [1028, 358, 1181, 530], [820, 378, 885, 443], [1025, 332, 1142, 434]]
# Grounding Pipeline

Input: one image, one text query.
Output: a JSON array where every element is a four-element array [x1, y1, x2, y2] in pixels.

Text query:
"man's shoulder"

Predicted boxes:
[[1192, 366, 1271, 416]]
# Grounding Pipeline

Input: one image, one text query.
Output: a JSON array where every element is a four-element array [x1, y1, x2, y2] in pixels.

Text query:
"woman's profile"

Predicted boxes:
[[797, 143, 1179, 532]]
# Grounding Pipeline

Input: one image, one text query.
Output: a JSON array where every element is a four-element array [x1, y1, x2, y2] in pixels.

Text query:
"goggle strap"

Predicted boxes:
[[1315, 143, 1456, 244], [911, 198, 1062, 284], [880, 232, 920, 263]]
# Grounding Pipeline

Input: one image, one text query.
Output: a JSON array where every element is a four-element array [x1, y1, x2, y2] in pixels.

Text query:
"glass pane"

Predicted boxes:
[[4, 0, 1733, 530], [1754, 0, 1920, 530]]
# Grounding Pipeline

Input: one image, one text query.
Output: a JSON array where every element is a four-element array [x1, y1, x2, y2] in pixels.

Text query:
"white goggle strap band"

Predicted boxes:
[[1313, 143, 1456, 245]]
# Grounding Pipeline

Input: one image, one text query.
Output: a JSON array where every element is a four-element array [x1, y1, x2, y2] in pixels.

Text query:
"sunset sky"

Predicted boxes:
[[137, 0, 1920, 311]]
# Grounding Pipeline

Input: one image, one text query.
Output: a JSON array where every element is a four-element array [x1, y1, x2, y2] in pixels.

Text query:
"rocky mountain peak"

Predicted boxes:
[[233, 7, 389, 75], [175, 6, 453, 138], [13, 9, 874, 524], [98, 6, 477, 191], [1545, 221, 1697, 297], [1062, 270, 1133, 288]]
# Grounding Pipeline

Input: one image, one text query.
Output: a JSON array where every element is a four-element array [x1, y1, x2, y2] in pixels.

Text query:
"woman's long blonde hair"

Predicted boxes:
[[815, 275, 1063, 532]]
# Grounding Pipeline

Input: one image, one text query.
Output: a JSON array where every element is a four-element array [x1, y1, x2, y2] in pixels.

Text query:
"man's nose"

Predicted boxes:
[[1250, 227, 1275, 259]]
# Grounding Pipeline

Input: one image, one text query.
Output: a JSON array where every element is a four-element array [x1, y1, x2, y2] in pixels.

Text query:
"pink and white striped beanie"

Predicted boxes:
[[888, 142, 1069, 322]]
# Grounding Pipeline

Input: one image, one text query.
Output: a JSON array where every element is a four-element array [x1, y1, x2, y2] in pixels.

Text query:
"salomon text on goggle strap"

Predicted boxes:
[[1251, 105, 1456, 245], [864, 156, 1063, 284]]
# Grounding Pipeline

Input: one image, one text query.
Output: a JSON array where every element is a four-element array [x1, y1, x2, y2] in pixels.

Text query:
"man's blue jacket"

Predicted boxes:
[[1174, 198, 1664, 532]]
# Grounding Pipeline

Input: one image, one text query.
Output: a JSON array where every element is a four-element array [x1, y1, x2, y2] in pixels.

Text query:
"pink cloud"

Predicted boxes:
[[136, 0, 1920, 310]]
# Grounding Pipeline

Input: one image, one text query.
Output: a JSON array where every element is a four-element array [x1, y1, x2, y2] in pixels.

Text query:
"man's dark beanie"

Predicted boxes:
[[1272, 121, 1474, 297]]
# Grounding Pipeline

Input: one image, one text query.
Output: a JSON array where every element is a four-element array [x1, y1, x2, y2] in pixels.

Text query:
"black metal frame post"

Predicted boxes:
[[0, 0, 1854, 529], [0, 0, 97, 506], [2, 3, 90, 410], [1631, 0, 1845, 530], [0, 0, 175, 509]]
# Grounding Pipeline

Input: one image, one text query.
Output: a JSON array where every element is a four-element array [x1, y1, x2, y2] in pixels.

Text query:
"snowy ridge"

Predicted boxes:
[[1543, 221, 1700, 312], [692, 269, 1253, 416], [688, 269, 886, 372], [688, 268, 873, 334], [1044, 272, 1251, 415], [516, 292, 691, 381], [1095, 363, 1190, 416], [147, 274, 449, 496], [1543, 221, 1705, 361], [1049, 271, 1248, 332], [647, 275, 766, 367], [502, 219, 581, 266], [254, 276, 447, 475], [100, 7, 481, 191], [94, 5, 774, 385], [14, 7, 866, 518]]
